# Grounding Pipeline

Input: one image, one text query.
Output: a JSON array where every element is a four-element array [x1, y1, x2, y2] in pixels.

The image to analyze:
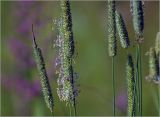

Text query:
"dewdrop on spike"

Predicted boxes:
[[32, 26, 54, 113], [108, 0, 117, 56], [115, 10, 130, 48], [126, 55, 136, 116], [130, 0, 144, 43]]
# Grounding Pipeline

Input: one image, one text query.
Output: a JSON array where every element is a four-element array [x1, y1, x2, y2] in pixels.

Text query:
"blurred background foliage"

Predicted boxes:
[[1, 1, 159, 116]]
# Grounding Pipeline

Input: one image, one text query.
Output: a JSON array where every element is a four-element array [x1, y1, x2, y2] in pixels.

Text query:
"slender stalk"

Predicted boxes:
[[69, 102, 72, 117], [136, 44, 142, 116], [135, 45, 140, 115], [158, 84, 160, 116], [51, 111, 54, 117], [112, 57, 115, 116], [138, 44, 142, 116], [73, 101, 77, 116]]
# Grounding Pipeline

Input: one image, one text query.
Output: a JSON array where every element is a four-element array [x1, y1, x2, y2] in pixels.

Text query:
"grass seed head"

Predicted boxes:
[[108, 0, 117, 57], [32, 26, 54, 113], [115, 10, 130, 49], [60, 0, 74, 57], [55, 0, 78, 106], [130, 0, 144, 43], [126, 55, 136, 116], [155, 32, 160, 56], [146, 47, 159, 83]]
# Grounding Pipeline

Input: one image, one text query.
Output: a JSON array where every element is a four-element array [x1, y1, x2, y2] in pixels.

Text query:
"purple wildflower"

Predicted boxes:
[[116, 90, 127, 112], [8, 38, 35, 69], [2, 75, 41, 101]]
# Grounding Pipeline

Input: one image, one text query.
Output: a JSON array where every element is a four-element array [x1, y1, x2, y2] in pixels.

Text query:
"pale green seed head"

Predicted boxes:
[[60, 0, 74, 57], [56, 0, 77, 106], [126, 55, 136, 116], [115, 10, 130, 49], [146, 47, 159, 82], [33, 35, 54, 113], [131, 0, 144, 42], [108, 0, 117, 57], [155, 32, 160, 56]]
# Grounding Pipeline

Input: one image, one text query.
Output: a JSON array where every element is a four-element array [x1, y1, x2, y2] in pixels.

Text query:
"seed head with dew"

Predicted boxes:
[[108, 0, 117, 57], [130, 0, 144, 43], [54, 0, 78, 107], [115, 10, 130, 49], [126, 55, 136, 116], [32, 25, 54, 113]]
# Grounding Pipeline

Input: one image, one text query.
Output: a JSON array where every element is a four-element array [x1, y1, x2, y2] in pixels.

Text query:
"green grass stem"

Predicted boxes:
[[112, 57, 115, 116]]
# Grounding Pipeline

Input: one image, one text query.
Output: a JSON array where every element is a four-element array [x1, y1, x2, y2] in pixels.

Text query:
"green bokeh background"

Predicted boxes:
[[1, 1, 159, 116]]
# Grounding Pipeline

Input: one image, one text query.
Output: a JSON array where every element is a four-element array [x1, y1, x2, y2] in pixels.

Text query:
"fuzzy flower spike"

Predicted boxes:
[[126, 55, 136, 116], [146, 47, 160, 84], [155, 32, 160, 56], [130, 0, 144, 43], [108, 0, 116, 56], [55, 0, 78, 108], [154, 32, 160, 84], [32, 25, 54, 113], [115, 10, 130, 49]]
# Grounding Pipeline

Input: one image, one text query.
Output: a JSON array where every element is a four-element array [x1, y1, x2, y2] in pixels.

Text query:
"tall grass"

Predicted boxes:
[[130, 0, 144, 115], [107, 0, 144, 116], [146, 32, 160, 116], [30, 1, 160, 116], [55, 0, 77, 116], [107, 1, 131, 116], [107, 0, 116, 116]]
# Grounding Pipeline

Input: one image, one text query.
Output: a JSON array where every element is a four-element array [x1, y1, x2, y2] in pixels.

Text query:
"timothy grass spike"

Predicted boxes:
[[32, 25, 54, 113], [155, 32, 160, 56], [130, 0, 144, 43], [60, 0, 74, 57], [126, 55, 136, 116], [108, 0, 116, 57], [115, 10, 130, 48], [146, 47, 159, 83], [55, 1, 78, 116], [130, 0, 144, 36]]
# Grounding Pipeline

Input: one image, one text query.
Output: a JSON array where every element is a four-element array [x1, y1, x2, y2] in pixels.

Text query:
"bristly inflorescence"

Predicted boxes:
[[108, 0, 117, 57], [146, 47, 160, 84], [32, 26, 54, 113], [115, 10, 130, 49], [155, 32, 160, 84], [60, 0, 74, 57], [145, 32, 160, 84], [54, 0, 78, 106], [130, 0, 144, 43], [155, 32, 160, 56], [126, 55, 136, 116]]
